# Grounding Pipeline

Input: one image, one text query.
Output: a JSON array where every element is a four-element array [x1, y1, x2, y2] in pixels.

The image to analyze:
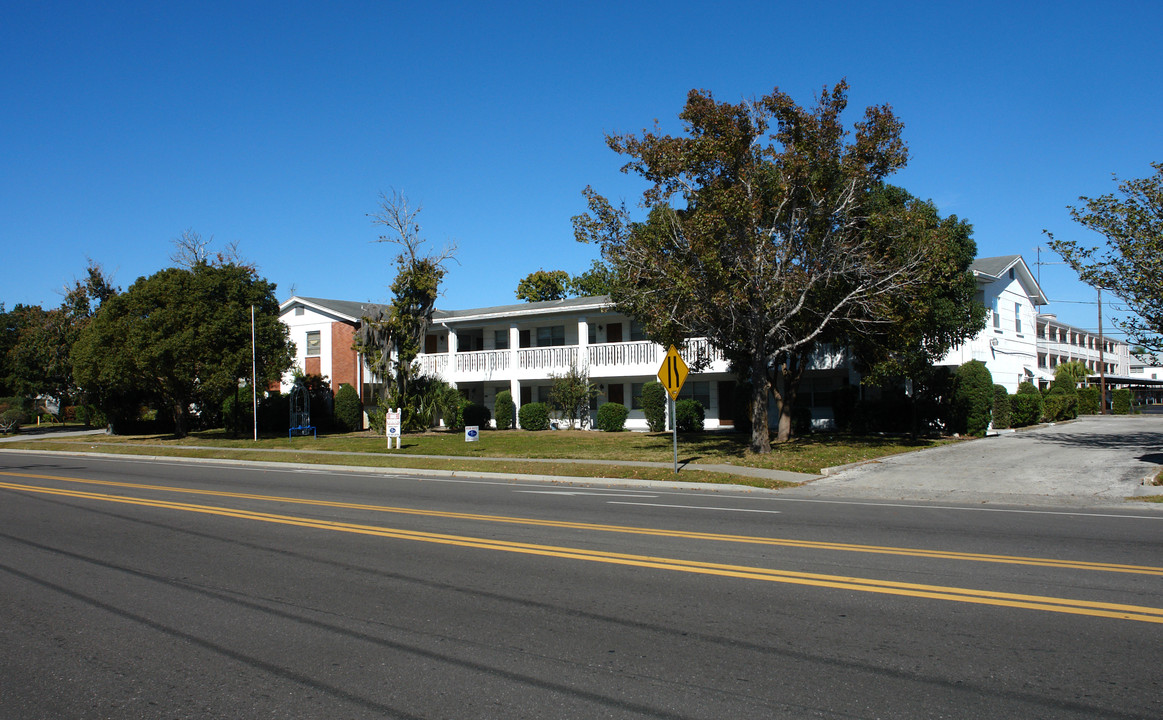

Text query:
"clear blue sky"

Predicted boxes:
[[3, 1, 1159, 341]]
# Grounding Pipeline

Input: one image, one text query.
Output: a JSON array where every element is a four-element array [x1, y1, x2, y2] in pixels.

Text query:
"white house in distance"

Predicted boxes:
[[279, 253, 1141, 429], [939, 255, 1048, 393]]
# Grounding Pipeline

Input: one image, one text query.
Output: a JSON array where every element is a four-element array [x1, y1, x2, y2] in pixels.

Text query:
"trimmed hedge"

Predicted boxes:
[[641, 381, 667, 432], [462, 402, 492, 429], [992, 385, 1011, 430], [1077, 386, 1100, 415], [1013, 381, 1044, 427], [675, 399, 705, 432], [1112, 388, 1132, 415], [952, 360, 993, 436], [334, 383, 363, 432], [518, 402, 551, 431], [1043, 393, 1078, 422], [494, 390, 515, 430], [596, 402, 629, 432]]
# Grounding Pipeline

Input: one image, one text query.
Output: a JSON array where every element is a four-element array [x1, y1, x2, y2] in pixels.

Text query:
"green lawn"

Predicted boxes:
[[3, 428, 959, 488]]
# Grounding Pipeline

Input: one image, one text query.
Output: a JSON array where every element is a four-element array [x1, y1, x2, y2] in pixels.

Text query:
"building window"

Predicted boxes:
[[992, 299, 1001, 329], [630, 320, 646, 342], [294, 306, 304, 316], [678, 381, 711, 410], [536, 325, 565, 347], [1014, 302, 1022, 333], [306, 331, 321, 357], [631, 382, 644, 409], [494, 330, 509, 350]]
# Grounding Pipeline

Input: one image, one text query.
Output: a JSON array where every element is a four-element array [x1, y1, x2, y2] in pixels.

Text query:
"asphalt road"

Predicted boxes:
[[2, 452, 1161, 719]]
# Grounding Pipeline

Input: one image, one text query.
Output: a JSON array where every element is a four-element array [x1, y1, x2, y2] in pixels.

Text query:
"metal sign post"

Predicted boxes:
[[656, 345, 689, 474]]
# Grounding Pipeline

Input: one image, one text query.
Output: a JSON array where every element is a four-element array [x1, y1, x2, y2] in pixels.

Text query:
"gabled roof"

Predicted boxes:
[[969, 255, 1048, 306], [279, 296, 390, 323]]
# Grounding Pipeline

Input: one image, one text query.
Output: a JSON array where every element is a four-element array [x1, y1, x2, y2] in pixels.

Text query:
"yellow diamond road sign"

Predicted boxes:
[[657, 345, 689, 400]]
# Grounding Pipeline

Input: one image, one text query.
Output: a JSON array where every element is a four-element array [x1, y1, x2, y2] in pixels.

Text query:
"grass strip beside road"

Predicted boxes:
[[1, 429, 958, 489]]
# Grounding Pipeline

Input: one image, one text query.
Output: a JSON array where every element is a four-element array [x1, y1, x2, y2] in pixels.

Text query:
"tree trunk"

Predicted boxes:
[[772, 353, 805, 444], [172, 401, 188, 438], [749, 354, 772, 453]]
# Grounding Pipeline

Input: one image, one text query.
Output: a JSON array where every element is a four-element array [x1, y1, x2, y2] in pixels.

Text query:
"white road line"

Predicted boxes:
[[609, 501, 781, 514], [515, 491, 659, 497]]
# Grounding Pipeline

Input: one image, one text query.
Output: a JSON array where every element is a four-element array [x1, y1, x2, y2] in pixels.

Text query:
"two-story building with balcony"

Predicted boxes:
[[279, 295, 859, 430]]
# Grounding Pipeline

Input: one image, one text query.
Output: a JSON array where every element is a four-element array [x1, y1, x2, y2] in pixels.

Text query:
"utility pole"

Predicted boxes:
[[1098, 288, 1107, 414]]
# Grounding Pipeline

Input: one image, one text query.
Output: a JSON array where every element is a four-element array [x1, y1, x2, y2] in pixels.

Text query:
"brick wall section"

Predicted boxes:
[[305, 357, 321, 376], [331, 322, 358, 395]]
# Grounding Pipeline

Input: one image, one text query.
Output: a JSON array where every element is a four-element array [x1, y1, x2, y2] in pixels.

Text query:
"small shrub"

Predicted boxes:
[[462, 402, 491, 429], [518, 402, 551, 431], [952, 361, 993, 436], [1014, 381, 1044, 426], [641, 381, 668, 432], [494, 390, 515, 430], [0, 407, 27, 433], [1043, 393, 1078, 422], [436, 385, 462, 429], [992, 385, 1011, 430], [675, 399, 705, 432], [366, 405, 386, 433], [1112, 388, 1132, 415], [1010, 394, 1041, 427], [596, 402, 629, 432], [1077, 386, 1100, 415], [334, 383, 363, 432]]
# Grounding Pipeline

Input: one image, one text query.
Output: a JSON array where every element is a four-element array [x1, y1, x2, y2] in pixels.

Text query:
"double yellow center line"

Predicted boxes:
[[3, 470, 1162, 624]]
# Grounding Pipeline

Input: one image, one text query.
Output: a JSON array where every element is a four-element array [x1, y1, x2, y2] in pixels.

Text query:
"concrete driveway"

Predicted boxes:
[[786, 415, 1163, 507]]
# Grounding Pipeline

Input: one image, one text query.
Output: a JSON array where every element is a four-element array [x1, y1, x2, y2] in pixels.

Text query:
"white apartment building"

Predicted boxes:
[[279, 254, 1144, 429]]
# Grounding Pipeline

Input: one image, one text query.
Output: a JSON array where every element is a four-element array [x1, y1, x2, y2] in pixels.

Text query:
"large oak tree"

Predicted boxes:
[[72, 262, 292, 436], [574, 81, 921, 452]]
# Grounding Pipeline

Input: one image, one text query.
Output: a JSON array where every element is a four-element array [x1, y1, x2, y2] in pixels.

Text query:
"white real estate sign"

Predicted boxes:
[[386, 408, 402, 449]]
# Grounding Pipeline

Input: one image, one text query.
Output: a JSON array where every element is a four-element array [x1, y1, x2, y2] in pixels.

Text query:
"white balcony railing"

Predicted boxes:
[[588, 340, 659, 368], [518, 345, 579, 371], [455, 349, 509, 375]]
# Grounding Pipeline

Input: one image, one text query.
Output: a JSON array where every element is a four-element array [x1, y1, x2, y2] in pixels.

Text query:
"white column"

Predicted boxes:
[[577, 316, 589, 370], [446, 327, 458, 388], [509, 324, 521, 428]]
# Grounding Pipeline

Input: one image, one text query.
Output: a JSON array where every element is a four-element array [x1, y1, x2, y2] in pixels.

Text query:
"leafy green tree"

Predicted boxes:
[[357, 190, 455, 421], [567, 260, 615, 297], [851, 185, 987, 435], [72, 263, 292, 437], [574, 81, 915, 452], [1046, 163, 1163, 354], [516, 269, 571, 302], [1053, 361, 1089, 387], [6, 262, 117, 408], [548, 362, 599, 429]]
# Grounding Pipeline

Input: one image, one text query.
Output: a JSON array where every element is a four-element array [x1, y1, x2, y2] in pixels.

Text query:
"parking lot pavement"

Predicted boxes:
[[785, 415, 1163, 507]]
